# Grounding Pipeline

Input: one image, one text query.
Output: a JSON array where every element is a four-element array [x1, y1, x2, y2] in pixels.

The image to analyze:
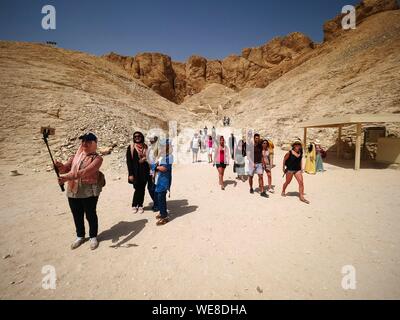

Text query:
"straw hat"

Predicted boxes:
[[291, 139, 302, 146]]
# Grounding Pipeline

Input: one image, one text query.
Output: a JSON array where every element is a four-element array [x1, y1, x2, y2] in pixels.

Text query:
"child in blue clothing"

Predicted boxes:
[[151, 138, 173, 226]]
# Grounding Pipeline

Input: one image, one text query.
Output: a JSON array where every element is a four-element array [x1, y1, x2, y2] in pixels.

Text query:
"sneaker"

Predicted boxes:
[[250, 188, 254, 194], [132, 206, 138, 214], [138, 207, 144, 214], [89, 237, 99, 250], [268, 188, 275, 194], [71, 237, 85, 250], [261, 191, 269, 198]]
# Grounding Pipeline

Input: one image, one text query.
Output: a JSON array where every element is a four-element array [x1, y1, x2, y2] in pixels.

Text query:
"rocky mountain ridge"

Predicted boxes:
[[104, 0, 399, 104]]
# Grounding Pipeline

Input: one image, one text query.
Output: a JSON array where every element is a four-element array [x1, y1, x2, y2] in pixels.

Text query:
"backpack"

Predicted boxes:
[[98, 170, 106, 188], [91, 154, 106, 188]]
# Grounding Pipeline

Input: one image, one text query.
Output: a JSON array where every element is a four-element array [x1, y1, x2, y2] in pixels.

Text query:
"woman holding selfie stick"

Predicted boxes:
[[56, 133, 104, 251]]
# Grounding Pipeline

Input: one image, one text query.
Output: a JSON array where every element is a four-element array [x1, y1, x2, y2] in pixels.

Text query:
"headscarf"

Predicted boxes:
[[68, 141, 97, 194], [131, 131, 147, 159]]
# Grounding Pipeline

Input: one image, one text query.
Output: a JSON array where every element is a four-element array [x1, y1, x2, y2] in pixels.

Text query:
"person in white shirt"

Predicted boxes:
[[147, 135, 159, 211], [190, 133, 201, 163]]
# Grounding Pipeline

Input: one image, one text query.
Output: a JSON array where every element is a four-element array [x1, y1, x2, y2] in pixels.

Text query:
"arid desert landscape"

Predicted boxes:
[[1, 0, 400, 300], [1, 149, 400, 299]]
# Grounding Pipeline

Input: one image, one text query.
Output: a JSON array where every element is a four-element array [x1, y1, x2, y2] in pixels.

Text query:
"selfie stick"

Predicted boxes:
[[42, 129, 65, 192]]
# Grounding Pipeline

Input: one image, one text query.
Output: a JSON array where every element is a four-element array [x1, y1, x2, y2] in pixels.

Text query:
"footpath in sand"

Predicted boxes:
[[0, 149, 400, 299]]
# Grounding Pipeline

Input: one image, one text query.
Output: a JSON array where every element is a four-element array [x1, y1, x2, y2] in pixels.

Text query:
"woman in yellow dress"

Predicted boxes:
[[305, 142, 316, 174], [266, 136, 274, 167]]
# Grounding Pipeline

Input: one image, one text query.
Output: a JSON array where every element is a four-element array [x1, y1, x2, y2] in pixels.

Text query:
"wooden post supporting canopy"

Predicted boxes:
[[337, 125, 343, 159], [355, 123, 362, 170]]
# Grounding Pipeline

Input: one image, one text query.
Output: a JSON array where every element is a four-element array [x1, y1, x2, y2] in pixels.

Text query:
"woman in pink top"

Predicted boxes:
[[55, 133, 104, 251], [213, 136, 229, 190]]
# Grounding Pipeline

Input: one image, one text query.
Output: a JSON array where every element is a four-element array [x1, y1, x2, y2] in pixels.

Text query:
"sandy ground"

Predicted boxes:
[[0, 149, 399, 300]]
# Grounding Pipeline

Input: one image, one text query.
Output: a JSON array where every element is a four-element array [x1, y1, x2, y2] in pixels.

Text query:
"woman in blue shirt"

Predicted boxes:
[[152, 139, 173, 226]]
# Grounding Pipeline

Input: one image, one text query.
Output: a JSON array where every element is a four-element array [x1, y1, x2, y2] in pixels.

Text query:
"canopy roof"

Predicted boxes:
[[300, 114, 400, 128]]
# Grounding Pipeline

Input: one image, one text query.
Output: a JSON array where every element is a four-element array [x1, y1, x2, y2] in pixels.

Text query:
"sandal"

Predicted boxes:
[[156, 218, 169, 226], [300, 198, 310, 204]]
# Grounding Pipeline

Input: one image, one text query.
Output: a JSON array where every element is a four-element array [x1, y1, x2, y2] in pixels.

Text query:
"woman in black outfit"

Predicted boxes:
[[126, 131, 150, 214], [282, 139, 310, 204]]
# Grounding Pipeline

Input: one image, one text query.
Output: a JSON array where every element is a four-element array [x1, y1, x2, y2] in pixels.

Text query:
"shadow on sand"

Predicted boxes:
[[323, 150, 392, 170], [98, 219, 148, 248], [224, 180, 238, 188], [167, 199, 198, 221], [285, 191, 300, 197]]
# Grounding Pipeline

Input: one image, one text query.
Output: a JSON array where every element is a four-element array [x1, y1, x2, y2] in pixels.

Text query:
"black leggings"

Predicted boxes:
[[68, 197, 99, 238], [132, 181, 147, 207]]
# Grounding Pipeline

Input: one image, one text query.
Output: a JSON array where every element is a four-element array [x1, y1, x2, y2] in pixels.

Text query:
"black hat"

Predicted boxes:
[[79, 132, 97, 143]]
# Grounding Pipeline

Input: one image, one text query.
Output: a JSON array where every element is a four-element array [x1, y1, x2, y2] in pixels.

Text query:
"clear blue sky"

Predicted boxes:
[[0, 0, 373, 61]]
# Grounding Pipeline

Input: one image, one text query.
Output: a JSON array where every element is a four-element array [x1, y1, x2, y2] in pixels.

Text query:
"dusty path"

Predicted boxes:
[[1, 150, 400, 299]]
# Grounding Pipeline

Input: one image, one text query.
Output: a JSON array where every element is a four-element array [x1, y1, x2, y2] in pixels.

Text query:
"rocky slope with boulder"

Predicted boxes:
[[1, 0, 399, 168], [104, 0, 399, 105], [0, 41, 197, 168], [323, 0, 399, 41], [104, 32, 316, 103], [185, 8, 400, 148]]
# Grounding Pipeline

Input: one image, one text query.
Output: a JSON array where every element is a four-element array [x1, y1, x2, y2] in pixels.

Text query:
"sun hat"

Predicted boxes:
[[148, 134, 158, 142], [292, 139, 302, 146]]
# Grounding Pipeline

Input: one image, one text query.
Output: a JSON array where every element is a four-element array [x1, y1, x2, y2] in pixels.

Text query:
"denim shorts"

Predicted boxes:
[[248, 163, 263, 176]]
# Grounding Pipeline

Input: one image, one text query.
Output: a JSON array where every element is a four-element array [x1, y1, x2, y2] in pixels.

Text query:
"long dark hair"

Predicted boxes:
[[132, 131, 145, 144], [261, 139, 269, 149], [219, 135, 225, 146]]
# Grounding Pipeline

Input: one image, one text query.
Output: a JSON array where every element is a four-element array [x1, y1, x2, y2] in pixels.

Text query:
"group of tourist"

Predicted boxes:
[[190, 126, 217, 163], [54, 126, 325, 251], [222, 116, 231, 127], [126, 132, 172, 224], [55, 131, 173, 251], [209, 131, 276, 196], [207, 129, 322, 204]]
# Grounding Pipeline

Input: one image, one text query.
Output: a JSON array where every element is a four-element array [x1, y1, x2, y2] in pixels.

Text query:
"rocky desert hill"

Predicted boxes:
[[0, 0, 399, 169], [0, 41, 198, 167], [104, 31, 315, 104], [104, 0, 399, 105], [182, 0, 400, 146]]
